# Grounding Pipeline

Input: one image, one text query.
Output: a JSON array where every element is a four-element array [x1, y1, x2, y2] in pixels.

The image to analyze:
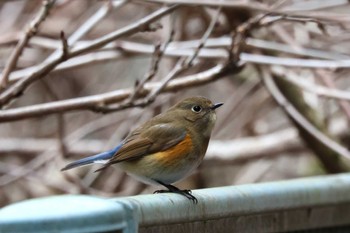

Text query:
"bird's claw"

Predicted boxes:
[[154, 189, 198, 204]]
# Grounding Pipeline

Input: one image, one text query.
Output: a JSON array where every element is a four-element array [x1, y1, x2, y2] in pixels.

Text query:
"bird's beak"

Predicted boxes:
[[211, 102, 223, 110]]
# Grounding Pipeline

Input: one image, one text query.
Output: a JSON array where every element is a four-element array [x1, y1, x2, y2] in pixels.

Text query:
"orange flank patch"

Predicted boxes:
[[154, 134, 193, 165]]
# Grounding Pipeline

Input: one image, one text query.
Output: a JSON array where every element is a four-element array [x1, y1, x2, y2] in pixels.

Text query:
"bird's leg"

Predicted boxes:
[[154, 181, 198, 204]]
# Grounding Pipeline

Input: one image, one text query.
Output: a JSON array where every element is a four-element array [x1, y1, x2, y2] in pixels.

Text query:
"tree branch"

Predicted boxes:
[[0, 63, 239, 122]]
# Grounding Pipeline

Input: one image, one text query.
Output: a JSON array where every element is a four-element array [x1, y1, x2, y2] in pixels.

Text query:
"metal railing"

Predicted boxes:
[[1, 173, 350, 233]]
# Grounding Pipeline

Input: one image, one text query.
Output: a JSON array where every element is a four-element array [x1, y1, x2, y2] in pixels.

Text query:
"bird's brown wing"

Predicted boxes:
[[95, 123, 186, 171]]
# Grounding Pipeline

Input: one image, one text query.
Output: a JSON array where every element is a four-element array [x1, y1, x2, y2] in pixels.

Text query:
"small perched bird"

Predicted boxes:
[[61, 96, 223, 203]]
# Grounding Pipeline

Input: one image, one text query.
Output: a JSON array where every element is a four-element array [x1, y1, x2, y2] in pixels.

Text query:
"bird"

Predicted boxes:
[[61, 96, 223, 203]]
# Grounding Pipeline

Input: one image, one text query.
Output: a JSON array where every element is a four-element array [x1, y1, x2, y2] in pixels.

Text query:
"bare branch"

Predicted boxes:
[[0, 63, 239, 122], [60, 31, 69, 59]]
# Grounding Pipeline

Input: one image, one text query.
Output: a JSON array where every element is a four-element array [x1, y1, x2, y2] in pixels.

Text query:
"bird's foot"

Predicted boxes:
[[154, 182, 198, 204]]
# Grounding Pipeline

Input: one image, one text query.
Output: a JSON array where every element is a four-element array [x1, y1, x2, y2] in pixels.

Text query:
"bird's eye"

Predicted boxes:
[[191, 105, 202, 113]]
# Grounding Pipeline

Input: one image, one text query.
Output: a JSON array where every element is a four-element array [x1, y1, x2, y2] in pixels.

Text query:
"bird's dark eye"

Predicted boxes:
[[191, 105, 202, 113]]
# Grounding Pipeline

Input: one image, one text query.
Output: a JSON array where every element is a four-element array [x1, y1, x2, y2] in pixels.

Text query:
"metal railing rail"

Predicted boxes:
[[1, 173, 350, 232]]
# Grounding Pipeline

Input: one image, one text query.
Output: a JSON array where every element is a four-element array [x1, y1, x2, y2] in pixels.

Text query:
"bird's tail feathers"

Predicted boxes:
[[61, 144, 122, 171]]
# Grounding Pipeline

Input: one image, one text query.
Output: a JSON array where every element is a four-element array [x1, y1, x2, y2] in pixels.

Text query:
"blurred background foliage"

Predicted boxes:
[[0, 0, 350, 207]]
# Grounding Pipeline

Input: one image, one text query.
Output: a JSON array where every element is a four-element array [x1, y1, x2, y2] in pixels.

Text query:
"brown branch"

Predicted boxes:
[[0, 0, 56, 89], [60, 31, 69, 59], [0, 63, 239, 122], [42, 79, 69, 157]]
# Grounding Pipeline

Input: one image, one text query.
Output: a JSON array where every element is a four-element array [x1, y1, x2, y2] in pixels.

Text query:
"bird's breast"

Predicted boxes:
[[153, 133, 194, 166]]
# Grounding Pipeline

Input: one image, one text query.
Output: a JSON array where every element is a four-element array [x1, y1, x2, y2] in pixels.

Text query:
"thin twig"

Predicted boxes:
[[41, 80, 68, 158], [128, 19, 176, 102], [60, 31, 69, 59], [0, 0, 56, 89], [229, 14, 261, 63]]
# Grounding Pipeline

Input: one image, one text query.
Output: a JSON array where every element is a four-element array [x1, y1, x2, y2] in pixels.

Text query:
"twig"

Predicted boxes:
[[143, 57, 186, 103], [42, 79, 69, 157], [245, 38, 350, 60], [240, 53, 350, 68], [129, 42, 162, 101], [128, 19, 176, 102], [0, 0, 56, 89], [186, 6, 222, 66], [229, 13, 265, 63], [60, 31, 69, 59]]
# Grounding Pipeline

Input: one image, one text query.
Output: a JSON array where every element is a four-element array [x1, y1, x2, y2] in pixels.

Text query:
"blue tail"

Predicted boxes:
[[61, 143, 122, 171]]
